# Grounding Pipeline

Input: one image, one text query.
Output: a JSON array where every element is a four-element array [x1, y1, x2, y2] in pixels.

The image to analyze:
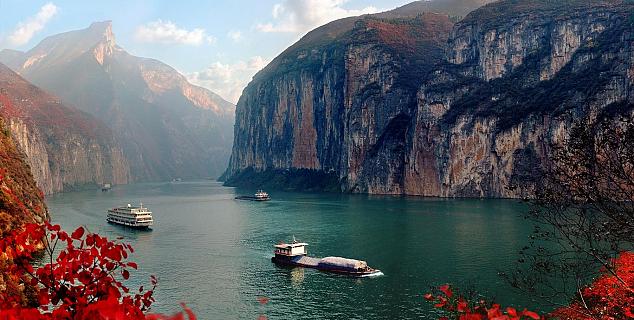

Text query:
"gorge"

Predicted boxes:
[[0, 21, 235, 193], [1, 1, 632, 319]]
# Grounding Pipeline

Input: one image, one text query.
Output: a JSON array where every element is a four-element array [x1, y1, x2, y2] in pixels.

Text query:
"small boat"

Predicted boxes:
[[271, 238, 383, 277], [235, 190, 271, 201], [107, 203, 154, 229], [101, 183, 112, 192]]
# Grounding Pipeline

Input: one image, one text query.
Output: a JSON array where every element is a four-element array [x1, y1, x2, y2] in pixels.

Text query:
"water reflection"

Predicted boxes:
[[290, 267, 305, 287]]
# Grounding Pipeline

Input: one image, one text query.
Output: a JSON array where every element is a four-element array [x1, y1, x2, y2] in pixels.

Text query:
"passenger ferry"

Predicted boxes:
[[271, 239, 383, 277], [107, 203, 154, 229], [235, 190, 271, 201]]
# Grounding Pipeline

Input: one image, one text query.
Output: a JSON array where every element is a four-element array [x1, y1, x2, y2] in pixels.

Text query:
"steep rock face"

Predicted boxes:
[[226, 6, 455, 192], [418, 0, 634, 197], [0, 21, 234, 181], [0, 116, 48, 303], [227, 0, 634, 197], [0, 116, 48, 235], [447, 0, 623, 81], [0, 63, 129, 194]]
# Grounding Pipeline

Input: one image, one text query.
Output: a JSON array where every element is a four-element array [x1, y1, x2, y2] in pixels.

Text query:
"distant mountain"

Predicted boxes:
[[225, 0, 634, 197], [0, 63, 129, 194], [0, 21, 234, 181]]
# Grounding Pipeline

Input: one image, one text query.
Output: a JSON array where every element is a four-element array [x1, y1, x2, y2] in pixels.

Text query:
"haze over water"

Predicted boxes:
[[46, 180, 538, 319]]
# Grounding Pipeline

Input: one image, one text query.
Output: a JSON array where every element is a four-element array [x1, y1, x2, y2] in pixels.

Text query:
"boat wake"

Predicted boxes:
[[360, 271, 384, 278]]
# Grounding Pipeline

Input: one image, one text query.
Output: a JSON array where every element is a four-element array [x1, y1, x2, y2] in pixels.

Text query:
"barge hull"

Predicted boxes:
[[235, 196, 270, 201], [272, 256, 381, 277]]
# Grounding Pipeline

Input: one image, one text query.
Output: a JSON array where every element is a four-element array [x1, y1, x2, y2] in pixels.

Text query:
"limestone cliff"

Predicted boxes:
[[418, 0, 634, 197], [0, 117, 47, 235], [226, 0, 634, 197], [0, 63, 129, 194]]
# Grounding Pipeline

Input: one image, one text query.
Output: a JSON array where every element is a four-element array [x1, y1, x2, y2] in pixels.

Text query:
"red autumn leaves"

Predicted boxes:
[[0, 222, 196, 319], [549, 252, 634, 320], [425, 284, 541, 320], [426, 252, 634, 320]]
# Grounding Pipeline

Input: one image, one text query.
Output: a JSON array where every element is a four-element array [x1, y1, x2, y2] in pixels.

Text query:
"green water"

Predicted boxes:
[[45, 180, 540, 319]]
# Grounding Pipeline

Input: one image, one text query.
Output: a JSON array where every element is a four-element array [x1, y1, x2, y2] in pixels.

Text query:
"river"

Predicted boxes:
[[46, 180, 539, 319]]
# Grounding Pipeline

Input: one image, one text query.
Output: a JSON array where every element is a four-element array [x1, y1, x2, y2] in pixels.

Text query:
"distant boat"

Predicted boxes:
[[171, 178, 182, 183], [101, 183, 112, 192], [235, 190, 271, 201], [107, 203, 153, 229], [271, 238, 383, 277]]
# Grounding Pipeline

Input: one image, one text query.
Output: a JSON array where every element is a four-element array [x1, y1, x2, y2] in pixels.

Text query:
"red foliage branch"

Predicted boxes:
[[0, 156, 196, 319], [549, 252, 634, 320], [426, 252, 634, 320], [0, 222, 196, 320], [424, 284, 541, 320]]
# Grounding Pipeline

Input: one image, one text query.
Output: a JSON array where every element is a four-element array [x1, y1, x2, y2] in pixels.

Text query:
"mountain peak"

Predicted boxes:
[[5, 21, 119, 71], [88, 21, 114, 41], [87, 21, 116, 65], [88, 20, 112, 30]]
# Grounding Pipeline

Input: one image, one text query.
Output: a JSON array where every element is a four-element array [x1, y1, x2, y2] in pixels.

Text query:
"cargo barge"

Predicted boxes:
[[271, 240, 383, 277]]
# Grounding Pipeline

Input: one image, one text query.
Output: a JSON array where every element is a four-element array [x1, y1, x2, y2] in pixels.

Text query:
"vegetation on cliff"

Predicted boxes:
[[460, 0, 626, 30]]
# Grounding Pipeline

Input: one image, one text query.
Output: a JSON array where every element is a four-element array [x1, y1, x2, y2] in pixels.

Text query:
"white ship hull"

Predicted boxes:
[[106, 217, 153, 229], [107, 203, 154, 229]]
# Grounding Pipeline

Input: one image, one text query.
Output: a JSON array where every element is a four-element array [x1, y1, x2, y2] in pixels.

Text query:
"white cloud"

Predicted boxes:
[[135, 20, 215, 46], [256, 0, 379, 34], [227, 30, 242, 42], [188, 56, 270, 104], [206, 35, 217, 45], [6, 3, 58, 47]]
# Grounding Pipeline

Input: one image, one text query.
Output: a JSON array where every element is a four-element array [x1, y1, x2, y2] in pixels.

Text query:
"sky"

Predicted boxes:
[[0, 0, 414, 104]]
